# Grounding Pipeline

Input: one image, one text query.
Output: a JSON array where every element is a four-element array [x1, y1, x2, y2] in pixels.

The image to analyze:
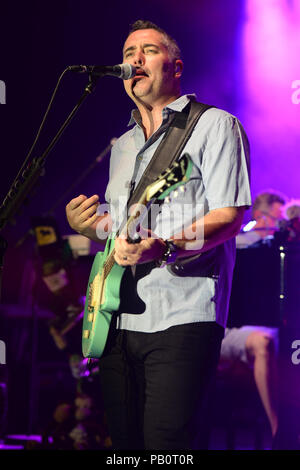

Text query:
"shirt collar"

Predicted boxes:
[[127, 94, 197, 127]]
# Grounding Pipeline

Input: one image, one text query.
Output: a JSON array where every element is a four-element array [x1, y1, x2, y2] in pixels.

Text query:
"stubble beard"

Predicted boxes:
[[130, 79, 156, 109], [132, 77, 152, 98]]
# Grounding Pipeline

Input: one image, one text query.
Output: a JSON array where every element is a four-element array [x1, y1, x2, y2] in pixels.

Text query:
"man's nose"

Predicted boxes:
[[133, 51, 145, 66]]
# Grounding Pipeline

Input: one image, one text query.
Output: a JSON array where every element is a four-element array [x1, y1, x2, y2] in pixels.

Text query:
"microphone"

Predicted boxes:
[[68, 63, 136, 80]]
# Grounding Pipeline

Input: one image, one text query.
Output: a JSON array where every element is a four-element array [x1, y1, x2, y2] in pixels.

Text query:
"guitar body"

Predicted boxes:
[[82, 236, 125, 358]]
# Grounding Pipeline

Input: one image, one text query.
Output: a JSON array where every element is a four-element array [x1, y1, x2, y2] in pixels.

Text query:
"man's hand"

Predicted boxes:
[[66, 194, 99, 233], [113, 206, 247, 266], [114, 235, 166, 266], [66, 194, 109, 242]]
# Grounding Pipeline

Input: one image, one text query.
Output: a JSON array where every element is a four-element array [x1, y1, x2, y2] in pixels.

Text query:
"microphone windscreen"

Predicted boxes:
[[119, 64, 136, 80]]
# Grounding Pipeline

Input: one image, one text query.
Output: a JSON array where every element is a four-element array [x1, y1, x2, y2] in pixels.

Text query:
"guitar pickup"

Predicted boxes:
[[83, 329, 90, 339], [87, 313, 94, 322]]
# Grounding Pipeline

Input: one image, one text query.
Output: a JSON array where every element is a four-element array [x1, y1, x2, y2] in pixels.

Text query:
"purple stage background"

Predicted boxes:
[[0, 1, 300, 446], [0, 0, 300, 232], [0, 0, 300, 293]]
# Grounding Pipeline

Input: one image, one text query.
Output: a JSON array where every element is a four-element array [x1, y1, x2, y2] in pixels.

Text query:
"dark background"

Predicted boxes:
[[0, 0, 299, 445], [1, 0, 299, 280], [0, 0, 250, 302]]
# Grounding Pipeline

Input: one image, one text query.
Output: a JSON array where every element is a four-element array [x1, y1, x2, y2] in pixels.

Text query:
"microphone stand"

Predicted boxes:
[[0, 73, 100, 302], [13, 138, 115, 249], [0, 72, 101, 436]]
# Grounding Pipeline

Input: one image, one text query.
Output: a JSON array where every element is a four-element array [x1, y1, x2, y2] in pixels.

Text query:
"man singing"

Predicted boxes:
[[66, 20, 251, 449]]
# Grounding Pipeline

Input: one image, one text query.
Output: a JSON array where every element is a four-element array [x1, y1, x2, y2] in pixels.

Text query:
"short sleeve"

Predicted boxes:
[[201, 113, 251, 211]]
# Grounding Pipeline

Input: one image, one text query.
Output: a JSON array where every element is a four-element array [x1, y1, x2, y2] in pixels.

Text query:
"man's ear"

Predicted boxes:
[[174, 59, 183, 78]]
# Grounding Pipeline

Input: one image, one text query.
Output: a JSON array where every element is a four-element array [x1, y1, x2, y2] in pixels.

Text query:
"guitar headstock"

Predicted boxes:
[[145, 153, 193, 202]]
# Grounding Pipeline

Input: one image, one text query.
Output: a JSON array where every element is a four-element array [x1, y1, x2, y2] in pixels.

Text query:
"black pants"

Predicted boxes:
[[99, 321, 224, 450]]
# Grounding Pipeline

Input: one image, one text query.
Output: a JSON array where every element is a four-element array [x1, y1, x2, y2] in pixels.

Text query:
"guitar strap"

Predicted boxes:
[[125, 100, 214, 215], [112, 101, 214, 317], [115, 100, 214, 281]]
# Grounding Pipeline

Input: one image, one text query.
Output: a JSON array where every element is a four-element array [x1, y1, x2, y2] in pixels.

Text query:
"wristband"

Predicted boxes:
[[156, 239, 178, 268]]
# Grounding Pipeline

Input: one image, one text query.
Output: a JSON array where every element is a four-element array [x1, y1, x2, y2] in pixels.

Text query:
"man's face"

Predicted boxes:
[[257, 202, 284, 231], [122, 28, 182, 105], [268, 202, 284, 222]]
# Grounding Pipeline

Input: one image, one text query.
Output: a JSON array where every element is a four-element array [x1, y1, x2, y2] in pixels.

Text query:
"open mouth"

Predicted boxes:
[[133, 68, 149, 82]]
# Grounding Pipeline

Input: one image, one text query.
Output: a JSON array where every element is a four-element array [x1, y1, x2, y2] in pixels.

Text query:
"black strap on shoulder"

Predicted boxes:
[[126, 101, 214, 210]]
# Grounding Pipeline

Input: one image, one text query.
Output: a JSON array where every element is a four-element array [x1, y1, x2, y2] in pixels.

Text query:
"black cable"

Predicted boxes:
[[7, 67, 70, 194], [0, 70, 102, 232]]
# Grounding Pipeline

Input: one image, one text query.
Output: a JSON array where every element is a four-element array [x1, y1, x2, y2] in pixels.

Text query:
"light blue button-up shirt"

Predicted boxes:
[[105, 94, 251, 332]]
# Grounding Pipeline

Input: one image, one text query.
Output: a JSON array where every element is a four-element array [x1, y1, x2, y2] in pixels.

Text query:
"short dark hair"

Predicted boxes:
[[127, 20, 181, 60], [252, 190, 286, 218]]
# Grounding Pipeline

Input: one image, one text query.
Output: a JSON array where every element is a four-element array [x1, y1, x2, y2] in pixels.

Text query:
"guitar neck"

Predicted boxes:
[[103, 189, 150, 276]]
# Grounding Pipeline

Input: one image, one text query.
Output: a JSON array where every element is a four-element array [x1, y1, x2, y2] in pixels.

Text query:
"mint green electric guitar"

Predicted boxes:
[[82, 154, 193, 358]]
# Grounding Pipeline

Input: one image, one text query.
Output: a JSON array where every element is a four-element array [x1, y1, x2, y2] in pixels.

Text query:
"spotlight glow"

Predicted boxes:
[[241, 0, 300, 198]]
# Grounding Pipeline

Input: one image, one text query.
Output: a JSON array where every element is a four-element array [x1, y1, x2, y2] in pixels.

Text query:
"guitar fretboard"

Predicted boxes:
[[103, 249, 116, 278]]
